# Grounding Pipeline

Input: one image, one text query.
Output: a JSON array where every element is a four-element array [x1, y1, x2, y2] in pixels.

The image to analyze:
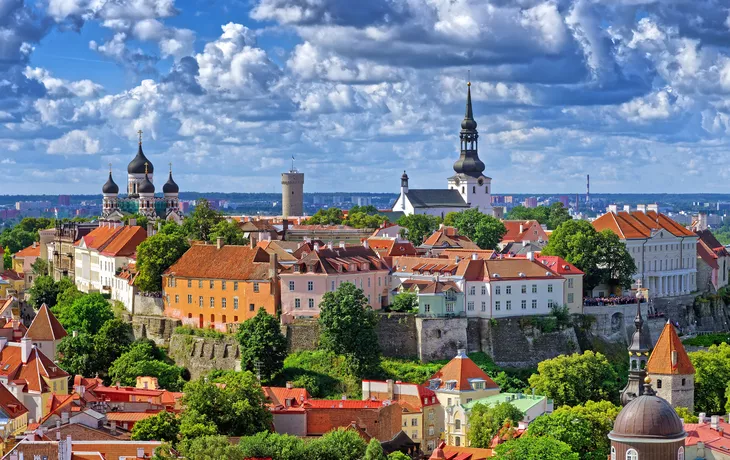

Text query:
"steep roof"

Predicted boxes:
[[256, 240, 298, 263], [483, 258, 562, 281], [284, 245, 386, 275], [262, 386, 310, 407], [0, 343, 69, 393], [501, 220, 545, 243], [405, 189, 468, 209], [697, 240, 719, 269], [367, 238, 417, 258], [25, 304, 68, 342], [429, 350, 499, 391], [423, 229, 479, 250], [14, 243, 40, 258], [98, 226, 147, 257], [646, 322, 695, 375], [593, 210, 695, 239], [76, 226, 121, 250], [418, 280, 462, 294], [536, 255, 584, 276], [0, 382, 28, 418], [164, 244, 273, 280]]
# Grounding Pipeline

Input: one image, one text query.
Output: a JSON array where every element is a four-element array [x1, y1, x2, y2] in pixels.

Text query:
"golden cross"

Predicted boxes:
[[144, 162, 149, 174], [467, 69, 471, 86], [138, 130, 143, 145]]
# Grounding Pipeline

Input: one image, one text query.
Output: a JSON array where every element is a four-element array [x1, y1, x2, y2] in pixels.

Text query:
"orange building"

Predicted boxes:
[[162, 242, 279, 331]]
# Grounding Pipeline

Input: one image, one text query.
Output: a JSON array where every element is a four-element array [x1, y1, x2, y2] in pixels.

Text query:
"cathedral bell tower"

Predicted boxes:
[[447, 82, 493, 215], [621, 293, 651, 405]]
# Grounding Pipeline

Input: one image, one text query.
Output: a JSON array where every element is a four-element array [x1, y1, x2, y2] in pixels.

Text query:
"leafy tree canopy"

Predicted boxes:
[[397, 214, 441, 245], [28, 275, 59, 309], [2, 248, 11, 270], [468, 402, 524, 448], [447, 208, 507, 250], [108, 340, 185, 391], [135, 232, 190, 292], [209, 219, 248, 246], [689, 343, 730, 414], [506, 203, 572, 230], [305, 208, 345, 225], [364, 438, 387, 460], [56, 293, 114, 335], [31, 257, 48, 276], [131, 411, 180, 442], [493, 435, 579, 460], [390, 292, 418, 313], [237, 431, 307, 460], [183, 198, 223, 242], [237, 308, 288, 383], [526, 411, 593, 459]]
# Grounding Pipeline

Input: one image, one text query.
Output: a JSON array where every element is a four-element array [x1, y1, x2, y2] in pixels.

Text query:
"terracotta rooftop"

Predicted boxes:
[[14, 243, 40, 258], [685, 419, 730, 452], [0, 381, 28, 418], [303, 399, 387, 409], [0, 342, 69, 393], [98, 226, 147, 257], [105, 411, 159, 422], [262, 386, 310, 408], [501, 220, 544, 243], [428, 350, 499, 392], [164, 244, 273, 280], [646, 321, 695, 375], [593, 210, 695, 239], [75, 226, 122, 249], [535, 255, 584, 276], [422, 228, 480, 250], [25, 303, 68, 342]]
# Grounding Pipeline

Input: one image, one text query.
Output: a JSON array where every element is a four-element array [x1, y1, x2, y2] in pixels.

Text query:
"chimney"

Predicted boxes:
[[32, 242, 37, 248], [286, 381, 293, 390], [56, 430, 61, 441], [671, 350, 678, 367], [386, 379, 395, 400], [623, 205, 631, 213], [637, 204, 647, 213], [61, 411, 69, 424], [519, 224, 524, 234], [282, 219, 289, 241], [216, 236, 224, 250], [20, 337, 31, 364], [712, 415, 720, 431], [110, 420, 117, 435], [648, 203, 659, 213], [607, 204, 618, 214], [527, 251, 535, 261], [137, 447, 145, 458], [327, 241, 333, 250], [0, 337, 7, 353], [313, 243, 320, 252], [363, 239, 369, 249], [339, 241, 345, 248], [471, 253, 478, 260], [699, 412, 707, 422], [129, 218, 137, 226]]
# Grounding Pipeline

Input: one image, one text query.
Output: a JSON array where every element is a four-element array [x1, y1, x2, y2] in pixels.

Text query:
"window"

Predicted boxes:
[[222, 281, 226, 290], [568, 293, 574, 303], [447, 398, 452, 406], [467, 301, 474, 311], [368, 278, 371, 287], [678, 446, 684, 460], [234, 298, 239, 309], [495, 301, 501, 311], [506, 301, 512, 310], [547, 284, 553, 293], [199, 296, 203, 308], [521, 300, 526, 309], [495, 286, 501, 295], [424, 304, 431, 313], [532, 284, 537, 293], [249, 303, 255, 312], [295, 299, 301, 309], [455, 437, 461, 447], [198, 280, 203, 289], [481, 285, 486, 295], [568, 278, 574, 288], [506, 285, 512, 294], [548, 299, 554, 308], [446, 303, 455, 313], [532, 299, 537, 309], [469, 286, 476, 295], [308, 281, 313, 291], [481, 301, 486, 312], [466, 398, 472, 403], [210, 280, 214, 289], [611, 447, 616, 460], [234, 281, 238, 291], [289, 281, 295, 291], [188, 295, 192, 304], [309, 299, 315, 308], [187, 280, 192, 288], [403, 420, 408, 427], [682, 378, 686, 386], [221, 298, 227, 309], [412, 418, 418, 426], [657, 379, 662, 389], [209, 297, 214, 308], [331, 281, 335, 291], [253, 282, 259, 293], [455, 420, 461, 430], [626, 449, 638, 460], [429, 426, 435, 436], [521, 285, 526, 294]]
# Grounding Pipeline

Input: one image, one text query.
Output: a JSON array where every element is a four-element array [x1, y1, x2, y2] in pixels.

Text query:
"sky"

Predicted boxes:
[[3, 0, 730, 195]]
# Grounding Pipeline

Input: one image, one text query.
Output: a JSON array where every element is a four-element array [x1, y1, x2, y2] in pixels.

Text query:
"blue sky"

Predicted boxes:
[[3, 0, 730, 195]]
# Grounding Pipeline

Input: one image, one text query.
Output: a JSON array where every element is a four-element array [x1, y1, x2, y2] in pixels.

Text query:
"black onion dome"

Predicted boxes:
[[138, 173, 155, 194], [128, 144, 154, 174], [102, 172, 119, 194], [401, 170, 408, 181], [163, 171, 179, 194], [611, 393, 685, 440]]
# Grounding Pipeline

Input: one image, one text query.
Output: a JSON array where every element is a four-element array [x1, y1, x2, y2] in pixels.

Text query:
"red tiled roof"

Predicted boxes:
[[423, 229, 480, 249], [99, 226, 147, 257], [262, 386, 310, 407], [429, 352, 499, 391], [303, 399, 386, 409], [483, 258, 562, 281], [685, 420, 730, 451], [0, 381, 28, 418], [593, 210, 695, 239], [0, 343, 69, 393], [0, 270, 23, 281], [14, 243, 40, 258], [164, 244, 272, 280], [535, 255, 584, 275], [697, 240, 719, 269], [25, 303, 68, 342], [105, 411, 160, 422], [76, 226, 122, 249], [501, 220, 545, 243], [646, 322, 695, 375]]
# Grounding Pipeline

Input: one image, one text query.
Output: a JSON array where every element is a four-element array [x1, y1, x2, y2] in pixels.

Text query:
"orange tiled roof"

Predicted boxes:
[[164, 244, 272, 280], [423, 229, 480, 249], [303, 399, 386, 409], [0, 381, 27, 418], [646, 322, 695, 375], [14, 243, 40, 258], [0, 343, 69, 393], [535, 255, 584, 276], [262, 386, 310, 407], [105, 411, 160, 422], [25, 303, 68, 342], [483, 258, 562, 281], [593, 210, 695, 239], [501, 220, 541, 243], [429, 352, 499, 391], [99, 226, 147, 257], [76, 226, 121, 249]]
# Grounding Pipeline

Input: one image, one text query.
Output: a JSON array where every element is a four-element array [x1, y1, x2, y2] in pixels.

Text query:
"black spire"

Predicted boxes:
[[102, 170, 119, 194], [163, 164, 179, 194], [128, 130, 154, 174], [621, 296, 650, 406], [138, 163, 155, 194], [453, 82, 485, 178]]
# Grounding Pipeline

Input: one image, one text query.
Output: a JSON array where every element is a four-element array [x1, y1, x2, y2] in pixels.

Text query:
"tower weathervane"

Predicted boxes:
[[138, 130, 143, 145], [169, 162, 172, 173], [109, 163, 112, 173]]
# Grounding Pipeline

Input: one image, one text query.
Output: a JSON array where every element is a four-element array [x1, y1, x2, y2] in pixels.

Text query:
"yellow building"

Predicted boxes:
[[0, 272, 23, 299]]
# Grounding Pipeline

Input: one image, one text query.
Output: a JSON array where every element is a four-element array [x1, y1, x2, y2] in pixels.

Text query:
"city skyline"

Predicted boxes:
[[3, 0, 730, 195]]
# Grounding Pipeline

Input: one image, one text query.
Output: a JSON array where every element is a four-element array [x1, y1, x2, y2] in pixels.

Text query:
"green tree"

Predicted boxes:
[[350, 205, 379, 215], [108, 340, 185, 390], [28, 275, 59, 309], [675, 406, 699, 423], [494, 435, 579, 460], [505, 203, 571, 230], [0, 226, 36, 254], [56, 293, 113, 335], [181, 371, 271, 436], [237, 431, 307, 460], [390, 292, 418, 313], [364, 438, 387, 460], [546, 203, 572, 230], [94, 319, 134, 369], [209, 220, 248, 246], [159, 220, 185, 236], [308, 427, 367, 460], [57, 333, 97, 377], [526, 411, 593, 459], [345, 211, 387, 229], [596, 230, 637, 290], [387, 453, 411, 460], [556, 401, 621, 460], [30, 257, 48, 276], [468, 402, 524, 448], [178, 409, 218, 440], [528, 351, 619, 407], [2, 247, 11, 270], [123, 214, 149, 229], [397, 214, 441, 245], [54, 282, 83, 317], [164, 435, 245, 460], [319, 282, 381, 377], [237, 308, 287, 383], [690, 343, 730, 414], [131, 411, 180, 442], [135, 232, 190, 292], [183, 198, 223, 241], [305, 207, 345, 225], [445, 209, 507, 250]]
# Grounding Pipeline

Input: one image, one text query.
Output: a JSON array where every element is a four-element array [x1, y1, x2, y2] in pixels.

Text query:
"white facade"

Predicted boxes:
[[446, 175, 493, 216], [74, 242, 100, 293], [463, 277, 564, 318], [624, 234, 697, 297]]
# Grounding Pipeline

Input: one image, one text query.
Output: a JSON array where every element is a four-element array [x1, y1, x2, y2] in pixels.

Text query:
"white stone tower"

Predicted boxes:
[[282, 158, 304, 218]]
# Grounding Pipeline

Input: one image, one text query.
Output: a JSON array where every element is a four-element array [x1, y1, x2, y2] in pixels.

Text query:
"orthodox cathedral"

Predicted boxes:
[[392, 82, 494, 218], [101, 132, 183, 224]]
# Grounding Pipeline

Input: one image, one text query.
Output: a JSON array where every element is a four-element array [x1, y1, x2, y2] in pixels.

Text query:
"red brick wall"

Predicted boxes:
[[306, 403, 402, 441]]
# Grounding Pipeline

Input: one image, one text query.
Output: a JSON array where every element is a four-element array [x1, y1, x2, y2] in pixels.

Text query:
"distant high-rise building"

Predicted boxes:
[[559, 196, 570, 208], [523, 197, 537, 208], [282, 161, 304, 218], [58, 195, 71, 206]]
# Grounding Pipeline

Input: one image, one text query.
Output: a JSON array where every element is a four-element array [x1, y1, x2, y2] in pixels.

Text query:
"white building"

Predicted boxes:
[[74, 225, 146, 294], [392, 83, 493, 218], [113, 266, 138, 313], [593, 205, 698, 297]]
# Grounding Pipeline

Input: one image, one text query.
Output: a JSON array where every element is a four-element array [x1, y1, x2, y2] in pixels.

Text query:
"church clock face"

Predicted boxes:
[[477, 178, 484, 186]]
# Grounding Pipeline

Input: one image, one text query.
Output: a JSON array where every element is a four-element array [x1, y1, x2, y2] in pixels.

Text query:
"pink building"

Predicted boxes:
[[279, 243, 390, 323]]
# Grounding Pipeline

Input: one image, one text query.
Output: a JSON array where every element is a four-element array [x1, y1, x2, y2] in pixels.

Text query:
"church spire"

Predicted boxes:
[[621, 294, 651, 406], [453, 81, 485, 178]]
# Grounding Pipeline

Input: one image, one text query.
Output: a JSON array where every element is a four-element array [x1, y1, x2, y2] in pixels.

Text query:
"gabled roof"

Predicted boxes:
[[262, 386, 310, 408], [14, 243, 40, 258], [75, 226, 122, 249], [428, 350, 499, 392], [646, 321, 695, 375], [501, 220, 545, 243], [284, 246, 387, 275], [697, 241, 719, 269], [0, 382, 28, 418], [164, 244, 273, 281], [483, 258, 562, 281], [536, 255, 584, 276], [0, 343, 69, 393], [98, 226, 147, 257], [593, 210, 695, 239], [256, 240, 298, 262], [367, 238, 417, 258], [423, 229, 479, 250], [25, 303, 68, 342], [405, 189, 468, 209], [418, 280, 461, 294]]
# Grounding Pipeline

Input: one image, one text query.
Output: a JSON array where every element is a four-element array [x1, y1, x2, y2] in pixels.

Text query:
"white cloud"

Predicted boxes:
[[47, 130, 101, 154]]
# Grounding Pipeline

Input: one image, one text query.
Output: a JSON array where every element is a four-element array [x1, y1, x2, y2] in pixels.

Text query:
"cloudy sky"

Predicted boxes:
[[2, 0, 730, 195]]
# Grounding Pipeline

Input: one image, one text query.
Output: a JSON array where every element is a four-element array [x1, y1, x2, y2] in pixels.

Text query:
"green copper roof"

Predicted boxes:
[[463, 392, 547, 413]]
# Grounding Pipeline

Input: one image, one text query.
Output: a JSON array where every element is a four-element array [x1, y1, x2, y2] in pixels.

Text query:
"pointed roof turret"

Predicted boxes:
[[453, 81, 485, 178], [25, 303, 67, 342], [647, 321, 695, 375], [628, 299, 651, 352], [461, 82, 477, 131], [102, 169, 119, 194], [128, 130, 154, 174], [163, 163, 179, 194]]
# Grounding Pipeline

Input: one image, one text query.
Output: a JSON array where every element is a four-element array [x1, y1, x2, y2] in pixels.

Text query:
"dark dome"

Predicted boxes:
[[611, 394, 685, 440], [102, 172, 119, 194], [163, 171, 179, 194], [138, 173, 155, 194], [453, 156, 486, 177], [128, 144, 154, 174], [401, 170, 408, 180], [461, 118, 477, 130]]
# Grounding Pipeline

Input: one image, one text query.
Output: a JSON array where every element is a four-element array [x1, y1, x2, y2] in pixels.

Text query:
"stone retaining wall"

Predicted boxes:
[[168, 334, 242, 380], [132, 315, 181, 345], [133, 295, 165, 316]]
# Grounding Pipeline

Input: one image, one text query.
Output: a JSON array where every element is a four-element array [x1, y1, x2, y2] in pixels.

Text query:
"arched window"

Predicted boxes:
[[611, 447, 616, 460], [626, 448, 638, 460], [472, 186, 476, 193], [455, 419, 461, 430], [677, 446, 684, 460]]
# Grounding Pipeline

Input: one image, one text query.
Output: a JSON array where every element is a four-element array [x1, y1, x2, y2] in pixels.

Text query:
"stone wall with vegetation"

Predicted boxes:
[[376, 313, 418, 358], [168, 334, 242, 380], [132, 315, 181, 345], [133, 295, 165, 316]]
